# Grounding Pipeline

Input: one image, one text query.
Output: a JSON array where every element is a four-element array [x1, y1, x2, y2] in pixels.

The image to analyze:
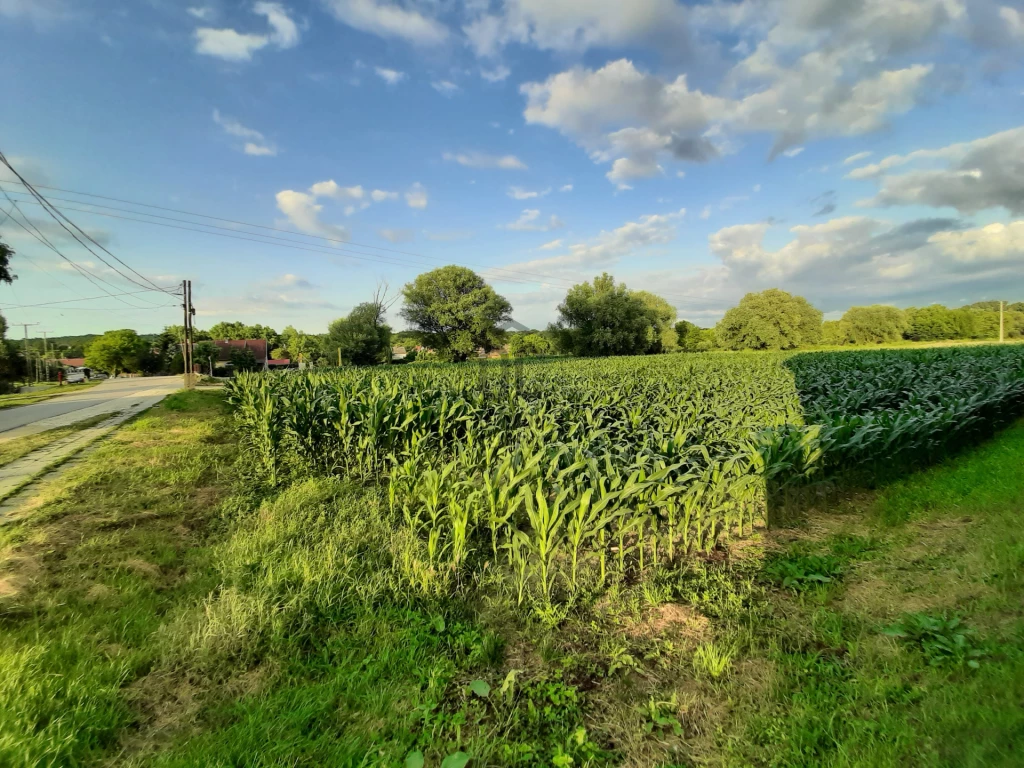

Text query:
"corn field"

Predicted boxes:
[[227, 345, 1024, 610]]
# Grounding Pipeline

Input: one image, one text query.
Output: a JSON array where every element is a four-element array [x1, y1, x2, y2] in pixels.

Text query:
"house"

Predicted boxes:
[[392, 345, 407, 360], [191, 339, 269, 372], [59, 357, 86, 368], [267, 358, 291, 369]]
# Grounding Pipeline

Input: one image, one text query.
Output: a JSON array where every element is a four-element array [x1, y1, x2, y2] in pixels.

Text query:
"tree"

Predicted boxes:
[[85, 329, 149, 377], [401, 266, 512, 362], [715, 289, 822, 350], [193, 340, 220, 376], [207, 321, 280, 350], [633, 291, 677, 352], [327, 300, 392, 366], [675, 320, 708, 352], [821, 320, 852, 346], [508, 332, 553, 357], [0, 237, 15, 285], [551, 273, 662, 357], [229, 347, 260, 372], [279, 326, 318, 365], [841, 305, 907, 344], [903, 305, 977, 341], [0, 311, 20, 392]]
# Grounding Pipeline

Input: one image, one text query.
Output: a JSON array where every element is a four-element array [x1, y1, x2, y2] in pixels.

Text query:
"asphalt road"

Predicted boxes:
[[0, 376, 183, 435]]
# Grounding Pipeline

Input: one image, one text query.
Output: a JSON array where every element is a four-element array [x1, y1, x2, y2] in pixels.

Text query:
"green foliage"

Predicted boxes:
[[633, 290, 678, 352], [551, 273, 664, 357], [674, 319, 710, 352], [716, 289, 823, 350], [400, 266, 513, 362], [207, 321, 279, 349], [228, 347, 260, 372], [883, 613, 985, 669], [904, 304, 978, 341], [84, 328, 149, 376], [507, 332, 552, 357], [0, 237, 15, 284], [327, 301, 392, 366], [840, 305, 908, 344], [764, 552, 844, 591], [193, 340, 219, 375]]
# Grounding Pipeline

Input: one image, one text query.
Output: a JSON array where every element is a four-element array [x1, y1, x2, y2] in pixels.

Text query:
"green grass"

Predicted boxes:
[[0, 381, 102, 409], [1, 395, 1023, 766], [0, 412, 117, 468]]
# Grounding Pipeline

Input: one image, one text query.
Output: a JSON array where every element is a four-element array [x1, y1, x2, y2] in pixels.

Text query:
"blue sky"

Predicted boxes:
[[1, 0, 1023, 337]]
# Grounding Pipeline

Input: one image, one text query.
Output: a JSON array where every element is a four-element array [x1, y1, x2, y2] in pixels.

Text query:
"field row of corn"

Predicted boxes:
[[227, 345, 1024, 611]]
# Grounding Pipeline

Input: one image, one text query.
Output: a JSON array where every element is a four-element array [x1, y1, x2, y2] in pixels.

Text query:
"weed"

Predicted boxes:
[[693, 641, 734, 679], [882, 612, 986, 669], [764, 552, 843, 592]]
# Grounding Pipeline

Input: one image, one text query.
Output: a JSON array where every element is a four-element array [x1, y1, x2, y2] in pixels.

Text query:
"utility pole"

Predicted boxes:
[[188, 280, 196, 385], [1000, 300, 1005, 344], [12, 322, 39, 386], [182, 279, 193, 388]]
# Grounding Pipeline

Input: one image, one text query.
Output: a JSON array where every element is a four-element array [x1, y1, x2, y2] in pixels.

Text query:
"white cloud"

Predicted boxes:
[[498, 207, 686, 278], [375, 66, 406, 84], [187, 7, 213, 20], [502, 209, 565, 232], [851, 126, 1024, 215], [508, 186, 549, 200], [929, 221, 1024, 262], [700, 205, 711, 219], [194, 2, 299, 61], [378, 228, 415, 243], [844, 150, 873, 165], [371, 189, 398, 202], [0, 0, 70, 23], [480, 65, 511, 83], [783, 147, 804, 158], [277, 273, 315, 289], [321, 0, 448, 45], [213, 109, 276, 155], [195, 28, 269, 61], [406, 182, 428, 209], [559, 184, 573, 192], [539, 238, 563, 250], [463, 0, 691, 58], [244, 143, 277, 156], [432, 80, 460, 95], [443, 151, 527, 170], [275, 190, 350, 241], [310, 180, 364, 199]]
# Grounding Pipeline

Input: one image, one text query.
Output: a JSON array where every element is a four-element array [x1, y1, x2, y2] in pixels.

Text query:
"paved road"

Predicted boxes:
[[0, 377, 183, 437]]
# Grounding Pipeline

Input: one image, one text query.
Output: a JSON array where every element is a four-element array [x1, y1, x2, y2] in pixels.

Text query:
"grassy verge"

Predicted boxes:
[[0, 412, 118, 468], [0, 381, 102, 409], [1, 395, 1021, 766]]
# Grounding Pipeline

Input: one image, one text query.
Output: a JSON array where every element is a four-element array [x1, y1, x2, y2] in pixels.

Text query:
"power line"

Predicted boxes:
[[0, 179, 727, 308], [0, 286, 181, 310], [0, 191, 161, 310], [0, 153, 174, 303]]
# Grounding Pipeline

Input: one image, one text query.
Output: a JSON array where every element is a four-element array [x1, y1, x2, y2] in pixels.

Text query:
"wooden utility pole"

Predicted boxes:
[[182, 280, 193, 388], [1000, 300, 1005, 344]]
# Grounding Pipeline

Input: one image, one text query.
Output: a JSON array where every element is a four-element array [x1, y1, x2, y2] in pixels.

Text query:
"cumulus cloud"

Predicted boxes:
[[502, 209, 565, 232], [844, 150, 873, 165], [463, 0, 691, 58], [378, 228, 415, 243], [700, 212, 1024, 311], [374, 66, 406, 84], [498, 208, 685, 278], [443, 151, 527, 170], [275, 190, 350, 241], [371, 189, 398, 202], [851, 126, 1024, 215], [310, 180, 364, 199], [560, 184, 573, 192], [213, 109, 276, 155], [194, 2, 299, 61], [321, 0, 448, 45], [406, 182, 428, 209], [539, 238, 563, 250]]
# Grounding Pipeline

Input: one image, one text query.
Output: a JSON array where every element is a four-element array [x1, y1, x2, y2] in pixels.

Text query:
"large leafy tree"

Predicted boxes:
[[715, 289, 823, 350], [207, 321, 279, 349], [401, 266, 512, 362], [840, 305, 907, 344], [193, 340, 220, 376], [507, 332, 553, 357], [905, 305, 977, 341], [327, 301, 392, 366], [674, 320, 708, 352], [633, 291, 677, 352], [85, 329, 149, 377], [551, 273, 662, 357]]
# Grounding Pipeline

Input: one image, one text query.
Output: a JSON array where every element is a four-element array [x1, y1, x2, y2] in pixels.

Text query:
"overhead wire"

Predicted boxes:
[[0, 179, 727, 308], [0, 153, 174, 299]]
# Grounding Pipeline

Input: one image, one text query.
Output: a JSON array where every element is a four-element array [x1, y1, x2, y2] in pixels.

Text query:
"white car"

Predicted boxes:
[[65, 368, 87, 383]]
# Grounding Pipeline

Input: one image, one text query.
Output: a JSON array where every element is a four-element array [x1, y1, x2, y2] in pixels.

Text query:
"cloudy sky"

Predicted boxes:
[[1, 0, 1023, 335]]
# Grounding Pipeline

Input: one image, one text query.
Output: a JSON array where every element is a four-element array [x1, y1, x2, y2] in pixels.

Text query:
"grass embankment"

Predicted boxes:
[[0, 381, 102, 409], [1, 393, 1022, 766], [0, 413, 117, 468]]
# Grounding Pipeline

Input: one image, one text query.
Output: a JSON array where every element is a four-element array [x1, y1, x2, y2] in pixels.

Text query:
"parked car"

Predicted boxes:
[[65, 369, 86, 383]]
